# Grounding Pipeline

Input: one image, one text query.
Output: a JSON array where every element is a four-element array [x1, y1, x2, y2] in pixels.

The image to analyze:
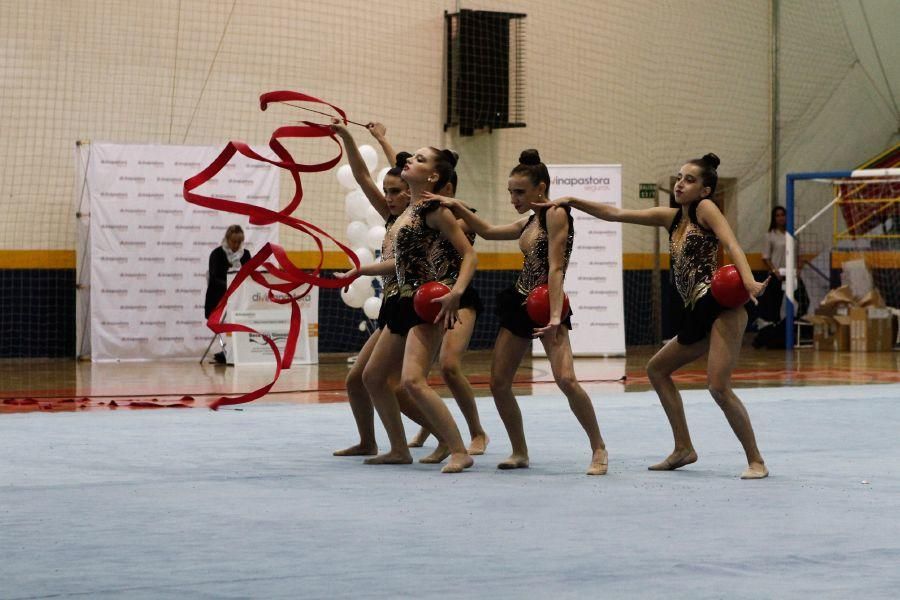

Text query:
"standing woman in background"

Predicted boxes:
[[428, 149, 608, 476], [758, 205, 787, 326], [543, 153, 770, 479]]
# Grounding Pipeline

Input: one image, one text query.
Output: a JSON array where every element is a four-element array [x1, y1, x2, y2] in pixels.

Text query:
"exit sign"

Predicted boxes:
[[639, 183, 656, 199]]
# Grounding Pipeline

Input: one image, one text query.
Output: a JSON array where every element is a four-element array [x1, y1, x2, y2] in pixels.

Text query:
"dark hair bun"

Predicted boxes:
[[519, 149, 541, 166], [702, 153, 720, 169], [439, 149, 459, 168], [394, 151, 412, 170]]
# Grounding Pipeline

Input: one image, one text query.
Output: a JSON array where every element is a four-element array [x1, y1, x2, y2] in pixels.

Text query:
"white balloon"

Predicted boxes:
[[359, 145, 378, 171], [364, 205, 384, 228], [354, 247, 375, 266], [346, 221, 369, 248], [375, 167, 390, 189], [340, 286, 365, 309], [350, 277, 374, 301], [363, 296, 382, 320], [366, 225, 386, 251], [344, 191, 369, 221], [337, 164, 357, 189]]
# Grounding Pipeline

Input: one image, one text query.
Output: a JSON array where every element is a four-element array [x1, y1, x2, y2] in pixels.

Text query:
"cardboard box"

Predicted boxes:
[[849, 306, 893, 352], [814, 304, 850, 318], [808, 313, 851, 351], [809, 284, 896, 351]]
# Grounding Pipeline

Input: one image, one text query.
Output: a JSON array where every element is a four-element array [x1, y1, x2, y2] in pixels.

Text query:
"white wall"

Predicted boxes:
[[1, 0, 897, 259]]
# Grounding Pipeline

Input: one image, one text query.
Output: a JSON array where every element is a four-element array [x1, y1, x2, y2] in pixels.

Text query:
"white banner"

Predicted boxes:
[[83, 142, 279, 361], [535, 164, 626, 356]]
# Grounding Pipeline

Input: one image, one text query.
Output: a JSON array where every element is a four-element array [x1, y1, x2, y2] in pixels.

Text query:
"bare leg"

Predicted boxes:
[[333, 328, 380, 456], [402, 324, 473, 473], [362, 328, 412, 465], [490, 328, 532, 470], [396, 383, 448, 463], [540, 327, 607, 475], [645, 336, 709, 470], [439, 307, 488, 455], [407, 427, 430, 448], [707, 308, 768, 479]]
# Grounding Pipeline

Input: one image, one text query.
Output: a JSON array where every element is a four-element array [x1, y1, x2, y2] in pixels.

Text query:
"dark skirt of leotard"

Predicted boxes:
[[675, 291, 724, 345], [495, 285, 573, 340]]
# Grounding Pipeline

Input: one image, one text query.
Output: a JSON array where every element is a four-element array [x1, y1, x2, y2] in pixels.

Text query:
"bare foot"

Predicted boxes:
[[648, 449, 698, 471], [497, 454, 529, 470], [467, 432, 489, 456], [419, 443, 450, 464], [586, 448, 608, 476], [440, 452, 474, 473], [740, 462, 769, 479], [364, 451, 413, 465], [333, 443, 378, 457], [408, 427, 430, 448]]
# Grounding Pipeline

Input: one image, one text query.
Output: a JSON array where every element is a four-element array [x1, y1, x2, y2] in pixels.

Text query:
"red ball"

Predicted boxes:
[[710, 264, 750, 308], [525, 284, 571, 327], [413, 282, 451, 323]]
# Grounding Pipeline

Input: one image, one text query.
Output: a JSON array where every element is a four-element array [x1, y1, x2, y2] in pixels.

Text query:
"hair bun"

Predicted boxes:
[[702, 153, 720, 169], [394, 151, 412, 170], [519, 149, 542, 166], [439, 149, 459, 168]]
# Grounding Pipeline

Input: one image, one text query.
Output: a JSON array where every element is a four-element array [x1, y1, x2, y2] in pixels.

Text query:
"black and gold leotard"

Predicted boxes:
[[380, 214, 399, 298], [427, 210, 477, 289], [514, 207, 574, 295], [669, 205, 719, 309], [393, 200, 458, 297]]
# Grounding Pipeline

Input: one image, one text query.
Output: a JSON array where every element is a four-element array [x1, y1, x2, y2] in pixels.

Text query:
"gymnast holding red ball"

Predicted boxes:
[[426, 149, 608, 476], [538, 153, 770, 479]]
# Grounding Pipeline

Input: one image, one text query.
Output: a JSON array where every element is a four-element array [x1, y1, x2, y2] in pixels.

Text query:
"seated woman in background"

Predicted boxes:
[[204, 225, 251, 363]]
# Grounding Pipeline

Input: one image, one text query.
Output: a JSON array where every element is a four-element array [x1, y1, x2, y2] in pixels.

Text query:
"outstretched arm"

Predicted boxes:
[[330, 121, 390, 220], [367, 122, 398, 167], [696, 200, 769, 304], [336, 258, 396, 284], [423, 192, 527, 240], [537, 196, 676, 229]]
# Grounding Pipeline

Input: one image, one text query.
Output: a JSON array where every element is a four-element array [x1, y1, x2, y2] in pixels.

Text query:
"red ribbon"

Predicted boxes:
[[183, 91, 360, 410]]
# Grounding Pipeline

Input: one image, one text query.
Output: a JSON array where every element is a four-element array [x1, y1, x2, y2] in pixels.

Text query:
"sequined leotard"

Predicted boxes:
[[393, 199, 455, 298], [380, 214, 399, 298], [667, 201, 725, 345], [515, 208, 574, 295], [669, 205, 719, 309], [496, 207, 575, 339]]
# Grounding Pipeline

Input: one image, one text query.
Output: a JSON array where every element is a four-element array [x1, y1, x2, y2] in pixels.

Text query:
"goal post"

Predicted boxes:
[[785, 168, 900, 349]]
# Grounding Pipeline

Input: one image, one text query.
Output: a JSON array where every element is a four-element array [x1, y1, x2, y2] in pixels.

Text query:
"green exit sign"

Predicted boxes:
[[639, 183, 656, 199]]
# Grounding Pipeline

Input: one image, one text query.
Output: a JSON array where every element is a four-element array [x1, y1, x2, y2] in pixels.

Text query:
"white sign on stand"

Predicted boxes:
[[535, 164, 626, 357], [230, 309, 294, 365], [224, 271, 319, 365]]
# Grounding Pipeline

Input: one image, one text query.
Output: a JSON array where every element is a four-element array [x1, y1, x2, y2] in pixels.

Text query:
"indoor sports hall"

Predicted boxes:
[[2, 1, 899, 598]]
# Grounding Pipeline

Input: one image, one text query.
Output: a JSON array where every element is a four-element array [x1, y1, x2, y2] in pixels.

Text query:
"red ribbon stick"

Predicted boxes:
[[184, 91, 361, 410]]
